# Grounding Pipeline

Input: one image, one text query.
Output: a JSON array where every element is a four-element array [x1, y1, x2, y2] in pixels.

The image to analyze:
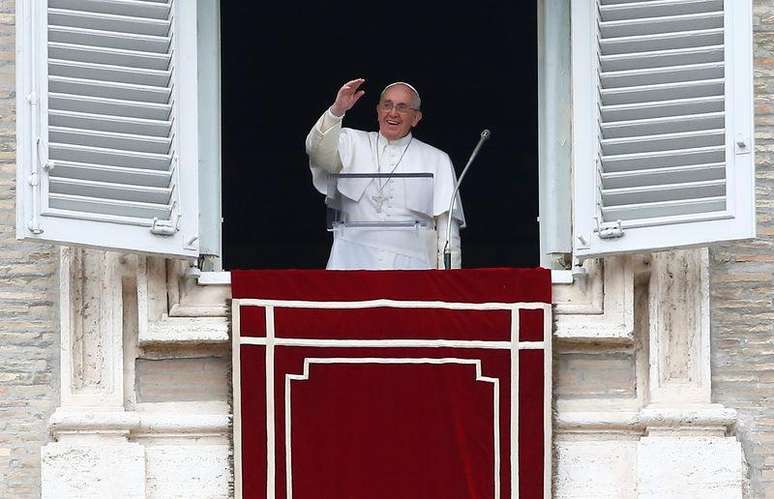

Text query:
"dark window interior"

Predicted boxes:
[[221, 2, 538, 269]]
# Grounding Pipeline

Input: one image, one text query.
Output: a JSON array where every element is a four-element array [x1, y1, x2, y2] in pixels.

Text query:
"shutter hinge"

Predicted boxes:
[[26, 221, 43, 234], [26, 170, 44, 234], [27, 135, 45, 235], [735, 134, 752, 155], [185, 235, 199, 250], [150, 218, 178, 236], [595, 218, 624, 240]]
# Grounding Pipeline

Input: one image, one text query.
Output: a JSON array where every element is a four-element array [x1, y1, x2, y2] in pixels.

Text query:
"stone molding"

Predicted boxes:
[[648, 249, 712, 405], [166, 260, 230, 317], [137, 257, 229, 345], [639, 404, 737, 435], [555, 410, 642, 434], [555, 405, 737, 436], [555, 256, 635, 342], [555, 249, 745, 497], [59, 248, 125, 409], [44, 248, 232, 498], [49, 409, 230, 438], [141, 316, 229, 345]]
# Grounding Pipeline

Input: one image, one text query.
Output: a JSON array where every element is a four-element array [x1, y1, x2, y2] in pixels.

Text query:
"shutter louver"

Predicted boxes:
[[598, 0, 726, 224], [47, 0, 176, 223], [16, 0, 199, 257], [572, 0, 755, 257]]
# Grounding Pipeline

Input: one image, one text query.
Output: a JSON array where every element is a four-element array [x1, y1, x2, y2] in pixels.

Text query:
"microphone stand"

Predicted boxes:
[[443, 129, 491, 270]]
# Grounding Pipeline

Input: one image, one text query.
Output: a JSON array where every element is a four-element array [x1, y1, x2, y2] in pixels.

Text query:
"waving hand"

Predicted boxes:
[[330, 78, 366, 117]]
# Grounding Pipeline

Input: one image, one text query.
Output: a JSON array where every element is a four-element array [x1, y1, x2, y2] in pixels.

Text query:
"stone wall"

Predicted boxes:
[[710, 1, 774, 497], [0, 1, 60, 498]]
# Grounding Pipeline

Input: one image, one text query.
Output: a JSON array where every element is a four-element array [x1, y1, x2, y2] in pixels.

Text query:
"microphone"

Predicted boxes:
[[443, 129, 492, 270]]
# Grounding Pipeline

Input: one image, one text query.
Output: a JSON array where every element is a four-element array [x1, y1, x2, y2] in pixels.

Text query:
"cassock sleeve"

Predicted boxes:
[[431, 151, 463, 268], [306, 113, 372, 200], [432, 152, 466, 227], [306, 109, 345, 195]]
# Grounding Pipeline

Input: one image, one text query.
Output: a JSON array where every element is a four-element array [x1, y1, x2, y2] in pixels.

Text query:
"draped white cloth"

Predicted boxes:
[[306, 109, 464, 270]]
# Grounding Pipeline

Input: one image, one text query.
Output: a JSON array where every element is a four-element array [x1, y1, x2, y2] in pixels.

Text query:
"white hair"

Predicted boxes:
[[380, 82, 421, 110]]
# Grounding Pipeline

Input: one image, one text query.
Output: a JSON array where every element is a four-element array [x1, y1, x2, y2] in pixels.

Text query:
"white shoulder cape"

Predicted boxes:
[[309, 128, 465, 225]]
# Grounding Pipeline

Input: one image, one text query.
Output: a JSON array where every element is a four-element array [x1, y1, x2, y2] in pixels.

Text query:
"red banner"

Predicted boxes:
[[232, 268, 551, 499]]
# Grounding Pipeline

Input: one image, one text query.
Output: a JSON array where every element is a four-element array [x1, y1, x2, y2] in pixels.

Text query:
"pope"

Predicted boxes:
[[305, 78, 464, 270]]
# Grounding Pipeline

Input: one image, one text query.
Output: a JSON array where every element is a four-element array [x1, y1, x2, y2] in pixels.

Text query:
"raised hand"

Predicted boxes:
[[330, 78, 365, 117]]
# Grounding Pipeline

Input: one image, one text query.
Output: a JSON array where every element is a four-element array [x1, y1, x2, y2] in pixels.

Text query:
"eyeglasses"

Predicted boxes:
[[379, 101, 418, 114]]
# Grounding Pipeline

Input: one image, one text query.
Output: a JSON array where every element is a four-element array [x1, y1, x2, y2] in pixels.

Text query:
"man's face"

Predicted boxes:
[[377, 85, 423, 141]]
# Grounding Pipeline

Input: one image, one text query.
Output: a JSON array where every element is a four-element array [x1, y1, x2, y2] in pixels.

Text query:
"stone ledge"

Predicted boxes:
[[556, 411, 642, 433], [556, 404, 738, 435], [640, 404, 737, 434], [138, 316, 229, 346], [197, 270, 578, 285], [49, 409, 230, 438]]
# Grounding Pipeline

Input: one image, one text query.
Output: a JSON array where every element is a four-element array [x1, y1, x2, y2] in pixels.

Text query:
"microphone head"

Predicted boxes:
[[481, 129, 491, 141]]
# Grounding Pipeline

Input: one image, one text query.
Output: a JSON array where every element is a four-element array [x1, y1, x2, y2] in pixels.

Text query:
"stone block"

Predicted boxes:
[[555, 438, 638, 498], [637, 436, 744, 499], [41, 442, 145, 499], [145, 444, 230, 499]]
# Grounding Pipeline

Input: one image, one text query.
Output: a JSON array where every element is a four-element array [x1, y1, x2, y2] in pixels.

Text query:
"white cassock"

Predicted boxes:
[[306, 109, 465, 270]]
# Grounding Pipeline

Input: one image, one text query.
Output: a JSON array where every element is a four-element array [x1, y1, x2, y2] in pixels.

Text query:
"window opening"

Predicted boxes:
[[220, 2, 538, 269]]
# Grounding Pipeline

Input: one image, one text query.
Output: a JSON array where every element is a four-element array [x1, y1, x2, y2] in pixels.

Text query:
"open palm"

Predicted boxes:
[[331, 78, 365, 117]]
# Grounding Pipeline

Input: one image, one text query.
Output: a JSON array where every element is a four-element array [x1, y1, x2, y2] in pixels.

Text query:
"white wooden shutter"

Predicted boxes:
[[571, 0, 754, 258], [16, 0, 199, 257]]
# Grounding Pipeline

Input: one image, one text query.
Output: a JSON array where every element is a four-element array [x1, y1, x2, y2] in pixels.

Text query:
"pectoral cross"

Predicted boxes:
[[372, 191, 387, 213]]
